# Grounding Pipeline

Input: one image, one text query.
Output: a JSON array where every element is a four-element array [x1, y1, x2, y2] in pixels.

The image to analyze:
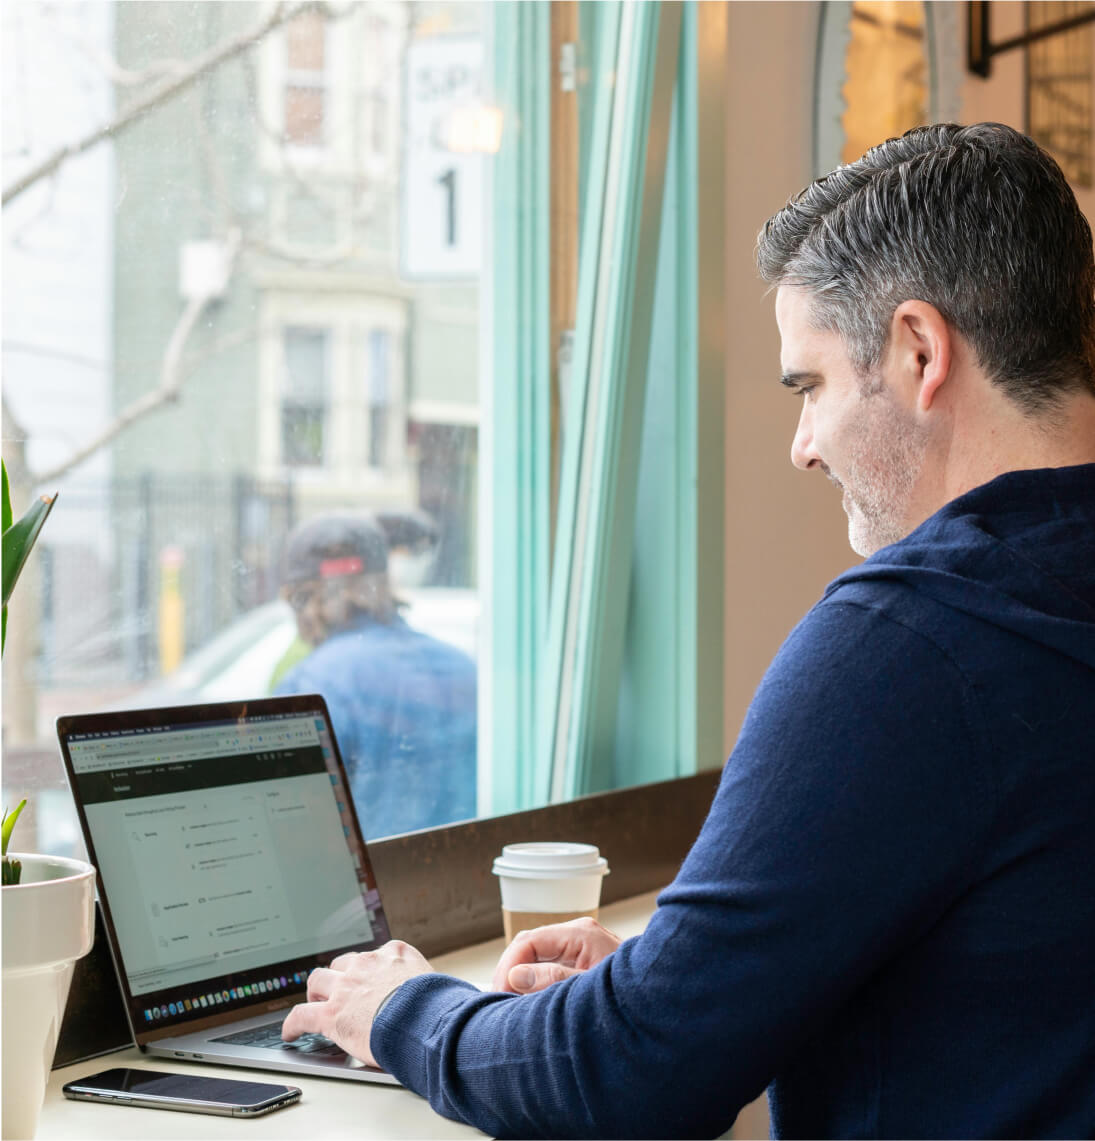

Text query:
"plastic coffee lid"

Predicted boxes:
[[492, 842, 609, 880]]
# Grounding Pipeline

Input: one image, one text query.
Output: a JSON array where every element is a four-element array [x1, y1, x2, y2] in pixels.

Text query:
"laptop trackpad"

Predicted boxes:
[[214, 1021, 348, 1059]]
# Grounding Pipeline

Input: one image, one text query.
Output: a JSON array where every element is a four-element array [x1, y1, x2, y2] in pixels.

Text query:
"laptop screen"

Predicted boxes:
[[58, 695, 392, 1039]]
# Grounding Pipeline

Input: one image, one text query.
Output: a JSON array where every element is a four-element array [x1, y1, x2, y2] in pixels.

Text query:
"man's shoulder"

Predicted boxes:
[[784, 589, 959, 682], [756, 579, 994, 755], [276, 626, 386, 689], [286, 619, 476, 688], [382, 618, 478, 675]]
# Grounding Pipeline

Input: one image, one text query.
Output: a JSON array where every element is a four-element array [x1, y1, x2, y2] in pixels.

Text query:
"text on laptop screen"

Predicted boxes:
[[68, 712, 377, 996]]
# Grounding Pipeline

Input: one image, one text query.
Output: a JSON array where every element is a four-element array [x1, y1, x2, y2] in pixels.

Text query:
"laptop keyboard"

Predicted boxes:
[[213, 1021, 347, 1058]]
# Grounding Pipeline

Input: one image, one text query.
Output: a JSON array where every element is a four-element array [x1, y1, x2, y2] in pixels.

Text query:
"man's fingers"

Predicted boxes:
[[507, 962, 579, 994], [281, 1001, 326, 1041], [280, 940, 434, 1066], [491, 918, 622, 992], [306, 966, 338, 1001], [490, 926, 580, 992], [490, 938, 540, 991]]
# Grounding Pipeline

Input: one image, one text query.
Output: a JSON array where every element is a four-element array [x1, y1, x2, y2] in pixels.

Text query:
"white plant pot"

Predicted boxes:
[[2, 853, 96, 1141]]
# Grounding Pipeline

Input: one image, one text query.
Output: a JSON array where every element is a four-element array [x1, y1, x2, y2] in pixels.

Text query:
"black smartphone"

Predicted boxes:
[[62, 1067, 302, 1117]]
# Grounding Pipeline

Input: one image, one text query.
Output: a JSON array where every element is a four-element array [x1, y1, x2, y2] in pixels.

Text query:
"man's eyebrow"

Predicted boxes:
[[780, 370, 823, 389]]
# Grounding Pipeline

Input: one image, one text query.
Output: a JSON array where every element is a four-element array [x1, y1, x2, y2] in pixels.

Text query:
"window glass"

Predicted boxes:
[[2, 1, 716, 860], [2, 0, 487, 853]]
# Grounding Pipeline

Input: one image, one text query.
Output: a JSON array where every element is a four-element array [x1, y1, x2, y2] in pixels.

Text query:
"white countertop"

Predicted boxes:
[[40, 891, 661, 1140]]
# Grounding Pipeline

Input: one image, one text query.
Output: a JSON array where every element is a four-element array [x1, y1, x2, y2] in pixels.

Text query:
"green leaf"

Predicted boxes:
[[2, 489, 57, 608], [1, 460, 11, 534], [2, 462, 8, 652], [2, 857, 23, 886], [2, 799, 27, 858]]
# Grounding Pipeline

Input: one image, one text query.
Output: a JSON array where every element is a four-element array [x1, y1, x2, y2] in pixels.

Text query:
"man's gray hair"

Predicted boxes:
[[756, 122, 1095, 413]]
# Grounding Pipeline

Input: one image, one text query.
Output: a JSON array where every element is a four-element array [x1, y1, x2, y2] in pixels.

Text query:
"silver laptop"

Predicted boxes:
[[57, 694, 400, 1085]]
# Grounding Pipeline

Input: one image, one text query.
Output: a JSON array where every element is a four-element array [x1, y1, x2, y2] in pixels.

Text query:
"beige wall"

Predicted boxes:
[[722, 1, 852, 753], [720, 0, 1095, 755]]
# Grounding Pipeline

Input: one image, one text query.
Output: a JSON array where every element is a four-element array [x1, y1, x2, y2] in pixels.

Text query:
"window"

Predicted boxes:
[[840, 1, 927, 164], [281, 328, 329, 467], [284, 9, 328, 148], [813, 1, 961, 175], [1028, 1, 1094, 188], [2, 1, 725, 859], [367, 329, 392, 468]]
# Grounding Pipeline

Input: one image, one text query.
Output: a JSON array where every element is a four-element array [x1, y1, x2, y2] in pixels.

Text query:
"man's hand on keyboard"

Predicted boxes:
[[281, 941, 434, 1067]]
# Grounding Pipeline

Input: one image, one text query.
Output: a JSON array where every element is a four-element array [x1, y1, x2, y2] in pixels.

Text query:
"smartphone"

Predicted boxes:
[[62, 1067, 301, 1117]]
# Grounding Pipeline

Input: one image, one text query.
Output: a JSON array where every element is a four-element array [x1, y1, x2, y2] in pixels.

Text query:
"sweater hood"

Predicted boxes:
[[826, 464, 1095, 672]]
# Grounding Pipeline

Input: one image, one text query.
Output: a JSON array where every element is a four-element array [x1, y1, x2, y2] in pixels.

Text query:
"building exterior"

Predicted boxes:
[[103, 0, 482, 673]]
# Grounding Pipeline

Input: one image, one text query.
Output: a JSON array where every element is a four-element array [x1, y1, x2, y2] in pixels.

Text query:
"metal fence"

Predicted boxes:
[[39, 473, 296, 685]]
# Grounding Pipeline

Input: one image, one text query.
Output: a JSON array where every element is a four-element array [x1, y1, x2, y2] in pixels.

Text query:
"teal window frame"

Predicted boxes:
[[488, 1, 726, 815]]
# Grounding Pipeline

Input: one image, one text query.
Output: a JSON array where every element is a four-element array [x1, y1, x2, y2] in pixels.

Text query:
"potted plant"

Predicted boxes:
[[2, 460, 96, 1140]]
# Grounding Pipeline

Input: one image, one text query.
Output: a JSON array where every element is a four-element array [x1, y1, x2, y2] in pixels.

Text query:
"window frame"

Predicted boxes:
[[487, 1, 726, 815]]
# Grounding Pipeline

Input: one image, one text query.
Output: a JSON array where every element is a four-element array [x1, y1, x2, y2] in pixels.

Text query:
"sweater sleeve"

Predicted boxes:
[[370, 599, 995, 1139]]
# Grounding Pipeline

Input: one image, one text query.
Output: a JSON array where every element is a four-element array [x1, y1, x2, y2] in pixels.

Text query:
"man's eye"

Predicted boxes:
[[792, 385, 816, 400]]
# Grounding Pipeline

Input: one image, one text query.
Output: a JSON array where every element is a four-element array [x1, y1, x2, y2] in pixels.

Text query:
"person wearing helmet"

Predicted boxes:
[[274, 511, 477, 840]]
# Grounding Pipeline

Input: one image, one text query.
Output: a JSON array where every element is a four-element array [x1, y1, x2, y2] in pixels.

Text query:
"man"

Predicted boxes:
[[283, 124, 1095, 1137], [274, 512, 477, 839]]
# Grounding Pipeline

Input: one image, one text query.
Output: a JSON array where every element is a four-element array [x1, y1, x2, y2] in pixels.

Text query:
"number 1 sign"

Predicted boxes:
[[401, 37, 485, 279]]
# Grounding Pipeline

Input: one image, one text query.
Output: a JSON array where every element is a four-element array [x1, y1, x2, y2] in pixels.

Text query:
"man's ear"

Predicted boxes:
[[889, 300, 952, 412]]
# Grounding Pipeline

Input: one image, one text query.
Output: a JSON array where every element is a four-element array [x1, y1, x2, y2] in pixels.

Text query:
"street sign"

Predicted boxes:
[[401, 37, 484, 279]]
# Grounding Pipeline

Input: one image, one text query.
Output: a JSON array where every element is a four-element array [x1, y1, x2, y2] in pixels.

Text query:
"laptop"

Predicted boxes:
[[57, 694, 400, 1085]]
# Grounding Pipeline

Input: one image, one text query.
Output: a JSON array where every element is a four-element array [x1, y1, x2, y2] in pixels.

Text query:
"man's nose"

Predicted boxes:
[[790, 403, 819, 470]]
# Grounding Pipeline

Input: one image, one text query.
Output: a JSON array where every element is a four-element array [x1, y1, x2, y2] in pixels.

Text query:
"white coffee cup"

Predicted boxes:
[[492, 842, 610, 943]]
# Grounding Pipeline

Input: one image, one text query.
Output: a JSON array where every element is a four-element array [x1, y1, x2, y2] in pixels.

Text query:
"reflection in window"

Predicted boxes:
[[841, 0, 927, 162], [1028, 1, 1094, 188]]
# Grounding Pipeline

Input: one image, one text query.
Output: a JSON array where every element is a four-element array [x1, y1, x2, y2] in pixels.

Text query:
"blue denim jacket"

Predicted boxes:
[[275, 614, 477, 840]]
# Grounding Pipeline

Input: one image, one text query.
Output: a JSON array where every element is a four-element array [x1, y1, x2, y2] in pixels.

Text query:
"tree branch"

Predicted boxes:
[[44, 4, 188, 90], [4, 0, 366, 485], [2, 1, 323, 207], [32, 230, 243, 486]]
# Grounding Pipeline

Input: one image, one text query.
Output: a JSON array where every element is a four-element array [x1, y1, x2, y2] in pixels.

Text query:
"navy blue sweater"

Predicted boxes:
[[372, 465, 1095, 1139]]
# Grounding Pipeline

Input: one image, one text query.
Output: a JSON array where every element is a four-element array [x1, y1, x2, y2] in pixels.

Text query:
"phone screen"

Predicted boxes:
[[63, 1068, 301, 1116]]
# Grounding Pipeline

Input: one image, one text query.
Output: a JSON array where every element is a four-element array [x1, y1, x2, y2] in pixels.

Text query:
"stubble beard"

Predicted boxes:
[[833, 388, 929, 558]]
